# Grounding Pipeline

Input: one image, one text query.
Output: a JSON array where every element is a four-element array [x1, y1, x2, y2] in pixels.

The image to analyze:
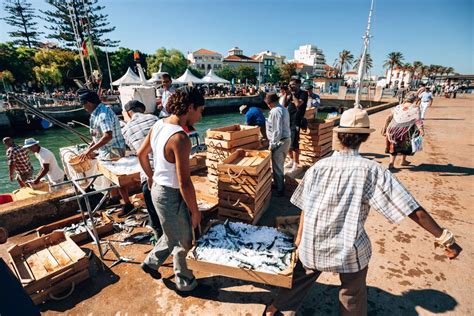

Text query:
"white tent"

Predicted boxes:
[[112, 67, 142, 86], [201, 69, 230, 84], [174, 69, 204, 84], [147, 72, 166, 84]]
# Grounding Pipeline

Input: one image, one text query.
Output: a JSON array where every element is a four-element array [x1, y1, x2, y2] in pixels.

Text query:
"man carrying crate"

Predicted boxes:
[[265, 108, 462, 315]]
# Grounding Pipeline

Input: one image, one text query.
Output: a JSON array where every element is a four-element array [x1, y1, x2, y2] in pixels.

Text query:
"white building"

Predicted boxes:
[[187, 48, 223, 74], [385, 67, 414, 88], [223, 47, 260, 72], [292, 44, 326, 77]]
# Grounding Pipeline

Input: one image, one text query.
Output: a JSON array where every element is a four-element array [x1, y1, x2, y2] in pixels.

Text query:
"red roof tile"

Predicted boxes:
[[194, 48, 219, 55]]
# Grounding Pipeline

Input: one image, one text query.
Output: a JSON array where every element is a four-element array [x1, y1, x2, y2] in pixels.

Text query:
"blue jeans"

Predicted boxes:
[[144, 183, 196, 291]]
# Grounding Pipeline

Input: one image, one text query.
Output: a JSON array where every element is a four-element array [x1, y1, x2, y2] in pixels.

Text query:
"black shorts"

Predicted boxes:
[[290, 128, 300, 150]]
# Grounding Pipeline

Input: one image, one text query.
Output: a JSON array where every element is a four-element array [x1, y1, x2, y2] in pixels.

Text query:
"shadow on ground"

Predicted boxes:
[[405, 163, 474, 176], [162, 274, 458, 315], [40, 251, 120, 312]]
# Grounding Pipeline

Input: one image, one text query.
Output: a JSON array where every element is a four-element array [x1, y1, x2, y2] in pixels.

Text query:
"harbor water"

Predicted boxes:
[[0, 110, 252, 193]]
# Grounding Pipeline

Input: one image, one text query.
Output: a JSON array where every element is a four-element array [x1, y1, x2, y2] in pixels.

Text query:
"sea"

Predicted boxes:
[[0, 111, 252, 193]]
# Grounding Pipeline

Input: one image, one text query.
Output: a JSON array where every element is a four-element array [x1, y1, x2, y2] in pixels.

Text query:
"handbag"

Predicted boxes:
[[411, 135, 423, 153]]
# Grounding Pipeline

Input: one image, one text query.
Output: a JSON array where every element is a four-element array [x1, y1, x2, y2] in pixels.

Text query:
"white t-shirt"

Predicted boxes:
[[419, 91, 433, 104], [35, 147, 65, 183], [156, 86, 176, 117]]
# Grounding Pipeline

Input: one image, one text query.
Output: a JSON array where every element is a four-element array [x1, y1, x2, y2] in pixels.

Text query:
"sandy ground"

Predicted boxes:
[[1, 94, 472, 315]]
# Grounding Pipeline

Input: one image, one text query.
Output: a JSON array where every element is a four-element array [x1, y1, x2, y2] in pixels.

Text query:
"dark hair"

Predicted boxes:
[[337, 133, 370, 149], [167, 86, 205, 116], [280, 82, 289, 89], [290, 78, 301, 84], [162, 73, 171, 81], [265, 92, 279, 104]]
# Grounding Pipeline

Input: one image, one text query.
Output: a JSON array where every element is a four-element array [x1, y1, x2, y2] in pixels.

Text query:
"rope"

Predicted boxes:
[[227, 167, 245, 180], [42, 107, 85, 114]]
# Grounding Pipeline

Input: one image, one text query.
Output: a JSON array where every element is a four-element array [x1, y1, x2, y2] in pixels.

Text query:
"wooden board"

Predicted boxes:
[[218, 150, 271, 176], [96, 160, 141, 187], [205, 134, 259, 149], [218, 191, 272, 225], [306, 120, 334, 130], [304, 107, 316, 119], [206, 125, 260, 141], [217, 165, 271, 186], [300, 125, 334, 136]]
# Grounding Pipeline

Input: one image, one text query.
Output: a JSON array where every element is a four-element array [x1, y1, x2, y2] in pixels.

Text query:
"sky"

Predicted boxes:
[[1, 0, 473, 75]]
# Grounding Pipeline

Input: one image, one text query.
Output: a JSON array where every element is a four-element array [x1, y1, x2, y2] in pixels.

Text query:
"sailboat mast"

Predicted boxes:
[[354, 0, 375, 109]]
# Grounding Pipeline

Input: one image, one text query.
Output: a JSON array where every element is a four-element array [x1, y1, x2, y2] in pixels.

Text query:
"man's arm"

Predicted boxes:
[[408, 208, 461, 259], [137, 130, 154, 188], [8, 164, 14, 182], [33, 163, 49, 184], [172, 133, 201, 228], [83, 132, 112, 159], [268, 110, 283, 150]]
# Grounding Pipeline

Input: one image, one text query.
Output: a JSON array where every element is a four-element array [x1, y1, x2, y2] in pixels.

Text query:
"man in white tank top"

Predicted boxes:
[[137, 86, 205, 292]]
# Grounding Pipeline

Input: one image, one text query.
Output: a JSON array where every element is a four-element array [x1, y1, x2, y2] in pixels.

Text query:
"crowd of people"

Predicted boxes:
[[2, 74, 463, 314]]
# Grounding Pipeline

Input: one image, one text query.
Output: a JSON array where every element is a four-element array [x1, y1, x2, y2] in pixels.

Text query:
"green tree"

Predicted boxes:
[[383, 52, 404, 86], [334, 50, 354, 77], [3, 0, 42, 48], [235, 65, 256, 84], [268, 66, 281, 84], [41, 0, 118, 48], [32, 48, 81, 89], [0, 43, 38, 89], [108, 47, 147, 82], [146, 48, 187, 78], [0, 70, 15, 92], [216, 65, 236, 81], [280, 63, 297, 82], [188, 67, 204, 78]]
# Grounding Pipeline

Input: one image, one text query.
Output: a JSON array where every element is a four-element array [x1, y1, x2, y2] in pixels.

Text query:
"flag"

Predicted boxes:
[[82, 37, 93, 57], [134, 51, 140, 61]]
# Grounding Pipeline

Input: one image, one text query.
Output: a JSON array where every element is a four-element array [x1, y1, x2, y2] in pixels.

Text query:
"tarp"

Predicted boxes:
[[201, 69, 230, 84], [112, 67, 142, 86], [174, 69, 204, 84]]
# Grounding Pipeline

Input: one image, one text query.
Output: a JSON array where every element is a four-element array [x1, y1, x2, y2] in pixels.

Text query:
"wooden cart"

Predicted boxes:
[[186, 221, 297, 288], [8, 231, 90, 305]]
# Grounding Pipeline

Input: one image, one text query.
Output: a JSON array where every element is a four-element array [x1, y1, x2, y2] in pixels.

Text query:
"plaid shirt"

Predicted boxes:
[[89, 103, 126, 158], [6, 144, 33, 175], [291, 149, 420, 273], [122, 113, 158, 152]]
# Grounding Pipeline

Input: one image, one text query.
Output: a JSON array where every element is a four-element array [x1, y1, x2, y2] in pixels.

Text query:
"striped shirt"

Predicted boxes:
[[89, 103, 126, 158], [6, 144, 33, 175], [291, 149, 420, 273]]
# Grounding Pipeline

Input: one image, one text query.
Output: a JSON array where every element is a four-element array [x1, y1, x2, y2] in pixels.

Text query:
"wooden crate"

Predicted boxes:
[[218, 150, 271, 177], [304, 107, 316, 119], [218, 183, 272, 216], [186, 221, 297, 288], [36, 213, 113, 244], [218, 167, 271, 196], [206, 125, 260, 141], [206, 141, 261, 161], [205, 134, 259, 149], [96, 160, 141, 187], [8, 231, 90, 305]]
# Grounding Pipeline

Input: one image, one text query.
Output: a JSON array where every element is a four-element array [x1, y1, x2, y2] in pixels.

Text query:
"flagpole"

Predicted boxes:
[[354, 0, 375, 109], [68, 1, 89, 88], [104, 45, 113, 91]]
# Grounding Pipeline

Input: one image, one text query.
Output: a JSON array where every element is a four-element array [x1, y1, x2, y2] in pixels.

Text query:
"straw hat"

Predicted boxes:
[[23, 138, 39, 148], [333, 108, 375, 134]]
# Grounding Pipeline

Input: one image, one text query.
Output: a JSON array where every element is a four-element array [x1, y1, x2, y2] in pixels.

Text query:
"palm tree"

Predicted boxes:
[[334, 50, 354, 78], [445, 67, 454, 76], [353, 53, 373, 73], [412, 61, 423, 80], [383, 52, 404, 87], [419, 65, 429, 81]]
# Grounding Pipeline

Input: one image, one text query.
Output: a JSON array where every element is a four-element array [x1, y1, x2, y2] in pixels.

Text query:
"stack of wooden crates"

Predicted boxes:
[[217, 149, 272, 224], [299, 119, 334, 167], [205, 125, 261, 195]]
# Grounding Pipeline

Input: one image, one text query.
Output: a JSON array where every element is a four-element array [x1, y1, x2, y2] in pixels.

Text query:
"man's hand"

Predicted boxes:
[[191, 211, 201, 229], [445, 243, 462, 259], [147, 177, 153, 190], [32, 178, 40, 185], [9, 174, 14, 182]]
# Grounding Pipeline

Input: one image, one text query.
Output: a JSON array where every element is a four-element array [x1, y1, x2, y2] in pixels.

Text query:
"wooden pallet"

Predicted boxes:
[[8, 231, 89, 305]]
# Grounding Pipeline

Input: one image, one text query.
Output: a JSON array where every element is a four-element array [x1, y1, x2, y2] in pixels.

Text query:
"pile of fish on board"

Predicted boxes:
[[63, 217, 107, 237], [193, 220, 294, 274]]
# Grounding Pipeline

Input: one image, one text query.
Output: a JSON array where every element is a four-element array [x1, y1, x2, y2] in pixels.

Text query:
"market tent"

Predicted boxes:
[[201, 69, 230, 84], [147, 72, 178, 85], [112, 67, 142, 86], [174, 69, 204, 84]]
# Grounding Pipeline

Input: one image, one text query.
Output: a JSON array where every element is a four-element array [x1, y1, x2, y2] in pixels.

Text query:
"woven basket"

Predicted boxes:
[[68, 155, 92, 173]]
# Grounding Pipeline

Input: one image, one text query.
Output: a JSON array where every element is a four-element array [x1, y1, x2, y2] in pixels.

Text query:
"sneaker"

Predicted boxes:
[[141, 263, 162, 279], [117, 203, 134, 218], [176, 276, 198, 292]]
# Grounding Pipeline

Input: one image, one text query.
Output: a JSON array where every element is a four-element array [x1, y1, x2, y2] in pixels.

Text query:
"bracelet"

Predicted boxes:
[[434, 228, 455, 248]]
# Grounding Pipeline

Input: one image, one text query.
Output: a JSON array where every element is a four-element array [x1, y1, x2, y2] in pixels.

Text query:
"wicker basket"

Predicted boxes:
[[68, 155, 92, 173]]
